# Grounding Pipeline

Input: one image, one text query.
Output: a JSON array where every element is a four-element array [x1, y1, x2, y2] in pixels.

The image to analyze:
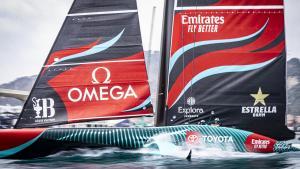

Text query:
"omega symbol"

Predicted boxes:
[[91, 67, 111, 84]]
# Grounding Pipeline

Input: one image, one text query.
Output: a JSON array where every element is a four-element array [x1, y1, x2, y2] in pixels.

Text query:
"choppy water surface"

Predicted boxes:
[[1, 147, 299, 169]]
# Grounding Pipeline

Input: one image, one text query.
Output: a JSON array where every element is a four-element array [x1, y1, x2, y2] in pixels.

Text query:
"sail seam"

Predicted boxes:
[[44, 59, 145, 67], [68, 10, 138, 16], [174, 6, 284, 10], [69, 114, 152, 122]]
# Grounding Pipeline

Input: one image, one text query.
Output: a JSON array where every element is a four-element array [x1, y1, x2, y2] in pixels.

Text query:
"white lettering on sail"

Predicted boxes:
[[99, 86, 109, 100], [68, 88, 82, 102], [32, 97, 56, 119], [111, 86, 123, 100], [181, 15, 225, 25], [241, 88, 277, 118], [181, 14, 225, 33], [83, 88, 98, 101], [124, 85, 137, 99], [177, 97, 204, 118], [68, 86, 137, 102], [67, 67, 138, 103]]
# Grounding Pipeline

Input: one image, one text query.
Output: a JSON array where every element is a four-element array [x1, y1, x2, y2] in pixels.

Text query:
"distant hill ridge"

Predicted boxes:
[[287, 58, 300, 116], [0, 75, 36, 106]]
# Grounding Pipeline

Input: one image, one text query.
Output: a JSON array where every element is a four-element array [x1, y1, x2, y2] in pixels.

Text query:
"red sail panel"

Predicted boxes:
[[47, 58, 151, 123], [162, 0, 294, 140], [15, 0, 152, 128]]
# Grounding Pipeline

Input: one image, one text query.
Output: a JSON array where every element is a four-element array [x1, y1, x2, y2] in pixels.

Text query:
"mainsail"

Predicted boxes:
[[158, 0, 294, 140], [15, 0, 152, 128]]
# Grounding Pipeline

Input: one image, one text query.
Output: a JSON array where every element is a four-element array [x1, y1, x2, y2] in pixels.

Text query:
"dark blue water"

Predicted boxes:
[[1, 148, 299, 169]]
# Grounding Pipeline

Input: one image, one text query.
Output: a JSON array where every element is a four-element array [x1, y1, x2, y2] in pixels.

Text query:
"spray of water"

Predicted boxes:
[[47, 132, 277, 160], [48, 148, 121, 158], [142, 132, 275, 159]]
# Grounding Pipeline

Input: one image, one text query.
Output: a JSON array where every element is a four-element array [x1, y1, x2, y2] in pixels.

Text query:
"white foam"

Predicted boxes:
[[49, 148, 121, 158], [292, 144, 300, 149], [142, 132, 275, 160]]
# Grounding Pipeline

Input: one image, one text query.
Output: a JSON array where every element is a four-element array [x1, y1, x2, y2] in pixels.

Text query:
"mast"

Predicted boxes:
[[155, 0, 175, 126]]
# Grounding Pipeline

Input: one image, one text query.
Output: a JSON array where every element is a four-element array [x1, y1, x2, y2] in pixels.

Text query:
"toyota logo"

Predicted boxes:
[[188, 134, 199, 143]]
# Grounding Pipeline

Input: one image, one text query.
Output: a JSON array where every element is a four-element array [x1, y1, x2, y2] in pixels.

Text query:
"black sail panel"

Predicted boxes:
[[15, 0, 153, 128], [69, 0, 138, 14], [161, 0, 294, 140]]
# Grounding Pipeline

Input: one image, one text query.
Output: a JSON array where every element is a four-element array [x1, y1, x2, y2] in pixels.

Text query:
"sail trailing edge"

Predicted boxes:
[[15, 0, 153, 128], [159, 0, 294, 140]]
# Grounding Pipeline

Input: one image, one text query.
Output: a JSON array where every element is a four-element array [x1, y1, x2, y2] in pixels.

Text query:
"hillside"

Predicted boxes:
[[287, 58, 300, 115], [0, 75, 36, 106]]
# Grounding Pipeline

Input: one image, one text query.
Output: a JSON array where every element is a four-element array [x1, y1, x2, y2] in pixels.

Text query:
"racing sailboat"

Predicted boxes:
[[0, 0, 299, 159]]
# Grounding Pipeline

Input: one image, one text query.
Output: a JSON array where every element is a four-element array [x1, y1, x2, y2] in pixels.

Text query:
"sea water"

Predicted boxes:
[[1, 134, 300, 169], [1, 147, 299, 169]]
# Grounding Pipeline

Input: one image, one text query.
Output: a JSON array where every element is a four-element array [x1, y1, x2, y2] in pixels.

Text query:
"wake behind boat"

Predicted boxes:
[[0, 0, 298, 159]]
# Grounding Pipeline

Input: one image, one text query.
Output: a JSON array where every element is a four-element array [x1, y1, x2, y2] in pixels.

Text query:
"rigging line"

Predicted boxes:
[[180, 0, 186, 118], [147, 6, 156, 112], [189, 0, 198, 125]]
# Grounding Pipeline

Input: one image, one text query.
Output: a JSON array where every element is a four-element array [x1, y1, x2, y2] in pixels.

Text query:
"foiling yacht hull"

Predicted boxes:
[[0, 125, 298, 159]]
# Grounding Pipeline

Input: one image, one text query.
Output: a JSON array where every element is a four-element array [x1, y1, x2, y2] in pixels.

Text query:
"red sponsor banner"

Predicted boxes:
[[244, 133, 276, 153], [47, 56, 152, 122]]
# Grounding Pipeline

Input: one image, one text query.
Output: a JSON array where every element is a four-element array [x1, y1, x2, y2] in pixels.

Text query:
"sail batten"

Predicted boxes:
[[44, 59, 145, 67], [68, 10, 138, 17], [174, 6, 284, 10]]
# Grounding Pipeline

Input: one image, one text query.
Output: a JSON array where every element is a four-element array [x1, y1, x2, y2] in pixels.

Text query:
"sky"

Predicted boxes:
[[0, 0, 299, 84]]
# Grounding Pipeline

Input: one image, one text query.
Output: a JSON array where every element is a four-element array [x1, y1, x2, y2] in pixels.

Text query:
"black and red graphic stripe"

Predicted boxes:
[[164, 1, 293, 140], [15, 0, 152, 128]]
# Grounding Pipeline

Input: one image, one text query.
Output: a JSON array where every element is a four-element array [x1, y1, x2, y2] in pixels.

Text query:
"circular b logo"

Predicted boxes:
[[187, 97, 196, 106]]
